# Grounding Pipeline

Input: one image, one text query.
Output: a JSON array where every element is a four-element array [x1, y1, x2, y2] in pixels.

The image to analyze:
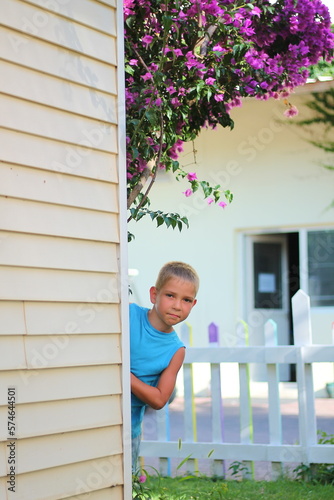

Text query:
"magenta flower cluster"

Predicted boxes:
[[124, 0, 333, 208]]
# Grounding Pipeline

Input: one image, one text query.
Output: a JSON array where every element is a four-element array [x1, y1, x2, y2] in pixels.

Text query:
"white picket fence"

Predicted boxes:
[[140, 290, 334, 479]]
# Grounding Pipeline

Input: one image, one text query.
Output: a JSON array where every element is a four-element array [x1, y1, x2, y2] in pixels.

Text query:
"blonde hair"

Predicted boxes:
[[155, 261, 199, 295]]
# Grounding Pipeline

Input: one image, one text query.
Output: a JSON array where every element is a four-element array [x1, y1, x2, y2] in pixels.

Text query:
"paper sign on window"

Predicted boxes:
[[258, 273, 276, 293]]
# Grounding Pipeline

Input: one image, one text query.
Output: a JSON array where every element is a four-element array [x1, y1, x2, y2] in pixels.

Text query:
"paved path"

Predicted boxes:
[[142, 397, 334, 480]]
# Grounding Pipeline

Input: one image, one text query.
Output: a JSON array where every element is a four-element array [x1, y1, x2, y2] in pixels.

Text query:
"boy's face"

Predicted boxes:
[[149, 277, 197, 333]]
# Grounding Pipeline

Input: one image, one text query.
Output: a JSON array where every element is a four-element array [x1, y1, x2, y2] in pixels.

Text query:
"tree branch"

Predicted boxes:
[[127, 162, 154, 210], [127, 114, 165, 221]]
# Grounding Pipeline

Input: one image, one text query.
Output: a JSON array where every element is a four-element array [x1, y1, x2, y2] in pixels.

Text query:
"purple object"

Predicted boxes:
[[208, 322, 219, 345]]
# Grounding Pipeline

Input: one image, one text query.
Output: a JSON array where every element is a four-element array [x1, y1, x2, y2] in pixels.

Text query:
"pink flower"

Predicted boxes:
[[142, 35, 153, 47], [250, 6, 261, 17], [187, 172, 197, 181], [183, 189, 193, 197], [129, 59, 138, 66], [219, 201, 227, 208], [205, 77, 216, 85], [214, 93, 224, 102], [139, 475, 146, 483], [141, 72, 153, 81], [284, 105, 299, 118], [149, 63, 159, 72], [207, 197, 214, 205], [166, 85, 176, 94], [171, 97, 181, 107]]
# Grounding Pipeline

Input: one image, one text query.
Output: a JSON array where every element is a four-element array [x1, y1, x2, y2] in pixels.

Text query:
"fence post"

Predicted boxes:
[[265, 319, 283, 479], [292, 290, 317, 464], [237, 320, 254, 479], [209, 322, 225, 477], [181, 322, 198, 473], [156, 405, 170, 476]]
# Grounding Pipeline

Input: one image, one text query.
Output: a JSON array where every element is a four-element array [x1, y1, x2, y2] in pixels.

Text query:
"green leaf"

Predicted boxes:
[[200, 180, 212, 198], [181, 217, 189, 228], [131, 146, 139, 159], [125, 64, 134, 76], [164, 216, 172, 228], [135, 210, 146, 221], [145, 109, 158, 125], [162, 15, 173, 32], [156, 216, 164, 227], [169, 217, 177, 229], [165, 107, 173, 119], [171, 160, 180, 173], [127, 231, 135, 242], [176, 454, 193, 470]]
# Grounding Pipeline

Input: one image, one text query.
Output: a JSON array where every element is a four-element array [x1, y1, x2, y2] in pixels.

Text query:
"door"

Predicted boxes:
[[246, 234, 290, 381]]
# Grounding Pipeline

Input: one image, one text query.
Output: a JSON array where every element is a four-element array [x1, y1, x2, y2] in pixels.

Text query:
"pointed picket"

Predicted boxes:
[[292, 290, 317, 463], [265, 319, 283, 478]]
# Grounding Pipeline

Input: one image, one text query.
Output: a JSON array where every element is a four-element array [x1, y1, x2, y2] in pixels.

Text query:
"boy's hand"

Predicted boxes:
[[131, 347, 185, 410]]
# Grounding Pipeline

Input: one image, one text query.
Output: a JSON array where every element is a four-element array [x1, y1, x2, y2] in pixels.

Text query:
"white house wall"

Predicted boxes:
[[0, 1, 130, 499], [128, 84, 334, 396]]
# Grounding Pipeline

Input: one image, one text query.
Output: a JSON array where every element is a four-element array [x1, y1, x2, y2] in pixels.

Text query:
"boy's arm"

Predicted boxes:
[[131, 347, 185, 410]]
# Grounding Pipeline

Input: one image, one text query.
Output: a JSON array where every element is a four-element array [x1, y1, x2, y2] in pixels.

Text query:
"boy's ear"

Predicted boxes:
[[149, 286, 157, 304]]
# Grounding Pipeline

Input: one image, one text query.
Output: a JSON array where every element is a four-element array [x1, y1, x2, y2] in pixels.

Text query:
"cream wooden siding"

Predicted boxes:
[[0, 0, 130, 499]]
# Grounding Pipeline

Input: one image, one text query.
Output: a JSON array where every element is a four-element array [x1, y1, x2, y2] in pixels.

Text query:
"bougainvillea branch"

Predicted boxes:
[[124, 0, 334, 235]]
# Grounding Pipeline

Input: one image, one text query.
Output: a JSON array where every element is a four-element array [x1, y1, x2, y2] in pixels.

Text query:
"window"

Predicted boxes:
[[308, 230, 334, 307], [253, 242, 282, 309]]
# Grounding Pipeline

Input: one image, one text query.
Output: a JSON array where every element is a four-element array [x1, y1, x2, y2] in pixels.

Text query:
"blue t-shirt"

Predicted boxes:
[[130, 303, 185, 438]]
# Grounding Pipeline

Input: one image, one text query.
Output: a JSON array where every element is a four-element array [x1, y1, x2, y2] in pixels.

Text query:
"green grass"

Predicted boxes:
[[134, 475, 334, 499]]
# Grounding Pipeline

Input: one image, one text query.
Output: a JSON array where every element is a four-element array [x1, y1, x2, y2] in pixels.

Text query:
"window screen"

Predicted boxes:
[[308, 230, 334, 307]]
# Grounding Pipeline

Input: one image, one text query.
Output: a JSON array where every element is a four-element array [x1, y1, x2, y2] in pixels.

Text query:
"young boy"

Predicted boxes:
[[130, 261, 199, 472]]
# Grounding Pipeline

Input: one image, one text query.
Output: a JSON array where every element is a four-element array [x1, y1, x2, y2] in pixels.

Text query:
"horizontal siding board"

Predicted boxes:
[[24, 333, 122, 369], [0, 395, 122, 440], [0, 479, 6, 499], [0, 197, 120, 242], [25, 0, 117, 36], [94, 0, 116, 7], [24, 301, 121, 336], [1, 96, 118, 153], [0, 60, 117, 121], [0, 301, 26, 334], [0, 163, 118, 212], [65, 486, 123, 500], [2, 427, 122, 475], [0, 129, 118, 183], [0, 28, 117, 94], [0, 335, 27, 370], [0, 443, 6, 477], [2, 0, 117, 64], [0, 267, 120, 302], [0, 478, 6, 499], [0, 231, 118, 273], [0, 455, 123, 500], [0, 333, 121, 370], [0, 365, 122, 405], [100, 0, 117, 7]]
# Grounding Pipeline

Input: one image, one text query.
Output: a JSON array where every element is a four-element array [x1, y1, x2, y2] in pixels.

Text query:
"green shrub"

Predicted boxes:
[[293, 431, 334, 485]]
